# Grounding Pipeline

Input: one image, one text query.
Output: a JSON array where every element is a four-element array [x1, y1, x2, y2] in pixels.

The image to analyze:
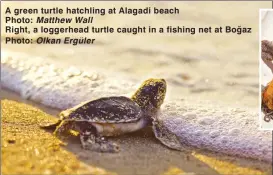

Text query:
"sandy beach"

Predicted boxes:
[[2, 89, 272, 175], [1, 1, 273, 175]]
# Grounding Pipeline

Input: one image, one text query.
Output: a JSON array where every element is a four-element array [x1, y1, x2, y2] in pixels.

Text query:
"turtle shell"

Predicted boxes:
[[61, 96, 143, 123]]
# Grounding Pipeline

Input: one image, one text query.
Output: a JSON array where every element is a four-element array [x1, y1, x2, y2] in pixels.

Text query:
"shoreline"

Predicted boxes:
[[1, 50, 272, 163], [1, 89, 272, 175]]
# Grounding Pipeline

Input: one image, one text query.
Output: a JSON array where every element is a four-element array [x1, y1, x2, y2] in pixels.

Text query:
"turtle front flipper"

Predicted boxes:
[[39, 120, 62, 130], [53, 120, 75, 137], [152, 120, 192, 152], [40, 120, 73, 140], [76, 122, 120, 153]]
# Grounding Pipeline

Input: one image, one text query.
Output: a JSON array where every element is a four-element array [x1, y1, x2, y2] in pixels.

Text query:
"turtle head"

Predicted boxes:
[[132, 78, 167, 114]]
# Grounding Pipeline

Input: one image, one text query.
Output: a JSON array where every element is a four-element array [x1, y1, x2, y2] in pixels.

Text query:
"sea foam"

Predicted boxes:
[[1, 50, 272, 162]]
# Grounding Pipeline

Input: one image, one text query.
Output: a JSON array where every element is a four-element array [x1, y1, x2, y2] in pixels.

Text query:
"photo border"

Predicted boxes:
[[259, 8, 273, 130]]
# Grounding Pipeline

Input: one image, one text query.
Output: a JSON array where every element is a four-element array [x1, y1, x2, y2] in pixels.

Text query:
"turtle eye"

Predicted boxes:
[[157, 82, 164, 87]]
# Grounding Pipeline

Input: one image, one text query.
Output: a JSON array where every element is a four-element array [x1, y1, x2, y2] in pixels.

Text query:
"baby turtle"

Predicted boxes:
[[40, 78, 184, 153]]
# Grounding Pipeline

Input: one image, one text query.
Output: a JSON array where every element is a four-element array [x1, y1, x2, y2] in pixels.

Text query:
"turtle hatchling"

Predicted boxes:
[[40, 78, 184, 153]]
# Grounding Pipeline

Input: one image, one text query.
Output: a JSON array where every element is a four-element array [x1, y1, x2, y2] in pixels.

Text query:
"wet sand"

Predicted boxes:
[[1, 89, 272, 175]]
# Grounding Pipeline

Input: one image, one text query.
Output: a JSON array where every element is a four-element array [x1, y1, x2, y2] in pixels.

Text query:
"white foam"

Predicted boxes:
[[1, 50, 136, 109], [160, 100, 272, 162], [1, 50, 272, 162]]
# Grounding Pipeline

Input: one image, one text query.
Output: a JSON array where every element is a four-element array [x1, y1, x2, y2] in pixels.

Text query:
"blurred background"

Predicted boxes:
[[1, 1, 271, 108]]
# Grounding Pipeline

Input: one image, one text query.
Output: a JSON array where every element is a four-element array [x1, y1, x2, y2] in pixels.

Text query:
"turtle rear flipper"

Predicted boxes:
[[74, 122, 120, 153], [152, 120, 192, 152], [40, 120, 62, 130]]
